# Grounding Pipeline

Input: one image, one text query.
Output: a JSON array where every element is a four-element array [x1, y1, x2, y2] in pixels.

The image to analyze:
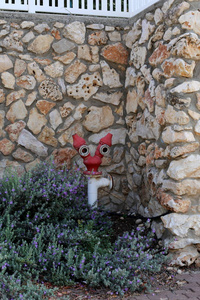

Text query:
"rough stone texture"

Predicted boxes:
[[100, 61, 122, 88], [88, 31, 108, 45], [1, 72, 15, 89], [36, 100, 56, 115], [38, 126, 58, 147], [28, 35, 54, 54], [6, 100, 28, 123], [5, 120, 26, 142], [0, 55, 13, 72], [52, 148, 77, 169], [39, 79, 62, 101], [149, 44, 170, 66], [12, 148, 34, 162], [16, 75, 36, 90], [63, 22, 85, 44], [27, 108, 47, 134], [162, 127, 195, 144], [130, 43, 147, 69], [49, 109, 62, 130], [0, 138, 15, 155], [52, 39, 75, 54], [64, 60, 87, 83], [101, 43, 129, 65]]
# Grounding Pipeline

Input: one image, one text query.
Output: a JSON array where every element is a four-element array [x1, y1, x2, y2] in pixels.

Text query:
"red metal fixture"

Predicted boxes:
[[73, 133, 112, 175]]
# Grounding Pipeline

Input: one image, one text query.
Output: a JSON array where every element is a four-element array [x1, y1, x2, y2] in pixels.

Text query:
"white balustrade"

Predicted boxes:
[[0, 0, 160, 18]]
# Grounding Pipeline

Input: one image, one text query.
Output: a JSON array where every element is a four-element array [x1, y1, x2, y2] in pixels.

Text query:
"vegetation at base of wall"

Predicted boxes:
[[0, 160, 168, 299]]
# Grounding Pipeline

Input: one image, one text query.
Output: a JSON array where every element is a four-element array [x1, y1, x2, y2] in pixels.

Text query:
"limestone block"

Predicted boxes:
[[165, 1, 190, 26], [0, 138, 15, 155], [21, 21, 34, 29], [28, 35, 54, 54], [162, 126, 195, 144], [59, 102, 75, 118], [161, 58, 195, 78], [171, 33, 200, 60], [5, 120, 26, 142], [34, 23, 50, 33], [179, 11, 200, 35], [101, 43, 129, 65], [88, 128, 127, 145], [16, 75, 36, 90], [1, 72, 15, 89], [149, 44, 170, 66], [52, 39, 75, 54], [44, 61, 63, 78], [67, 72, 103, 101], [108, 31, 121, 42], [148, 24, 165, 50], [154, 8, 163, 25], [51, 27, 61, 40], [6, 100, 27, 123], [139, 19, 155, 44], [188, 109, 200, 121], [6, 89, 26, 106], [167, 154, 200, 180], [73, 104, 87, 120], [36, 100, 55, 115], [27, 108, 47, 134], [88, 31, 108, 45], [163, 179, 200, 196], [100, 61, 122, 88], [86, 24, 104, 30], [130, 43, 147, 69], [22, 31, 35, 43], [136, 109, 161, 140], [58, 123, 84, 146], [0, 89, 5, 103], [18, 129, 48, 157], [125, 67, 137, 88], [63, 21, 85, 44], [0, 55, 13, 72], [25, 91, 37, 106], [0, 35, 23, 52], [125, 20, 141, 49], [161, 0, 176, 14], [64, 60, 87, 84], [38, 126, 57, 147], [12, 148, 34, 162], [170, 245, 199, 267], [57, 116, 75, 134], [170, 142, 199, 158], [171, 81, 200, 94], [126, 89, 138, 114], [49, 109, 62, 130], [27, 62, 46, 82], [39, 79, 63, 101], [53, 52, 76, 64], [93, 91, 122, 106], [83, 106, 114, 133], [52, 147, 77, 169], [14, 59, 26, 77], [165, 105, 189, 125]]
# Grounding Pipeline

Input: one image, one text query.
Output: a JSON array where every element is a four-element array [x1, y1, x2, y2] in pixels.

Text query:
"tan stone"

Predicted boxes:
[[155, 85, 166, 107], [14, 59, 26, 77], [51, 27, 61, 40], [161, 58, 195, 78], [28, 35, 54, 54], [139, 19, 155, 44], [36, 100, 56, 115], [58, 123, 84, 146], [165, 105, 189, 125], [6, 100, 28, 123], [59, 102, 75, 118], [136, 109, 161, 140], [52, 39, 75, 54], [25, 91, 37, 106], [88, 31, 108, 45], [52, 147, 77, 169], [170, 142, 199, 158], [73, 104, 87, 120], [38, 126, 58, 147], [53, 52, 76, 65], [100, 61, 122, 88], [188, 109, 200, 120], [125, 67, 137, 88], [179, 11, 200, 35], [25, 158, 41, 172], [67, 72, 103, 101], [0, 55, 13, 72], [34, 23, 50, 33], [1, 72, 15, 89], [194, 120, 200, 135], [78, 44, 92, 62], [154, 8, 163, 24], [0, 89, 5, 104], [130, 43, 147, 69], [93, 91, 122, 106], [5, 120, 26, 142], [12, 148, 34, 162], [63, 21, 85, 44], [0, 110, 5, 130], [16, 75, 36, 90], [149, 44, 170, 66], [126, 89, 138, 114], [143, 89, 154, 113], [108, 31, 121, 42], [64, 60, 87, 84], [1, 32, 23, 52], [163, 179, 200, 196], [49, 109, 62, 130], [171, 33, 200, 60], [27, 108, 47, 135], [27, 62, 46, 82], [83, 106, 114, 133], [162, 127, 195, 144], [44, 61, 63, 78], [101, 43, 129, 65], [125, 20, 141, 49], [6, 89, 26, 106], [39, 79, 62, 101], [57, 116, 75, 134], [88, 128, 127, 145], [0, 138, 15, 155], [34, 58, 52, 66], [170, 245, 199, 267], [196, 92, 200, 110], [171, 81, 200, 93], [148, 24, 165, 49], [22, 31, 35, 43], [18, 129, 48, 157]]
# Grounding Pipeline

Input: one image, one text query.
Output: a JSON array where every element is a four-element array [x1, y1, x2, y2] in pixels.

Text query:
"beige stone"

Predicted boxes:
[[126, 89, 138, 114], [63, 21, 85, 44], [125, 67, 137, 88], [86, 24, 104, 30], [39, 79, 62, 101], [130, 43, 147, 69], [154, 8, 163, 25], [100, 60, 122, 88], [57, 116, 75, 134], [170, 142, 199, 158], [136, 109, 161, 140], [49, 109, 62, 130], [27, 108, 47, 135], [188, 109, 200, 120], [162, 127, 195, 144], [1, 72, 15, 89], [0, 55, 13, 72], [171, 33, 200, 60], [89, 128, 127, 145], [125, 20, 141, 49], [83, 106, 114, 133], [170, 245, 199, 267], [73, 104, 87, 120], [25, 158, 41, 172], [93, 91, 122, 106], [16, 75, 36, 90], [165, 105, 189, 125], [179, 11, 200, 35], [27, 62, 46, 82], [6, 89, 26, 106], [22, 31, 35, 43], [171, 81, 200, 94], [101, 43, 129, 65], [64, 60, 87, 84], [52, 147, 77, 169], [196, 92, 200, 110], [34, 23, 50, 33], [67, 72, 103, 101], [18, 129, 48, 157], [108, 31, 121, 42], [148, 24, 165, 49], [0, 110, 5, 130], [163, 179, 200, 196], [52, 39, 75, 54], [25, 91, 37, 106], [38, 126, 58, 147], [53, 52, 76, 65], [14, 59, 26, 77], [20, 21, 34, 29], [78, 45, 96, 62], [161, 58, 195, 78], [58, 123, 84, 146], [12, 148, 34, 162], [88, 31, 108, 45], [59, 102, 75, 118], [155, 85, 166, 107], [0, 89, 5, 103], [5, 120, 26, 142], [138, 19, 155, 44], [44, 61, 63, 78], [149, 44, 170, 66], [28, 35, 54, 54], [0, 138, 15, 155], [1, 33, 23, 52], [194, 120, 200, 135], [0, 159, 24, 178], [36, 100, 56, 115], [6, 100, 28, 123]]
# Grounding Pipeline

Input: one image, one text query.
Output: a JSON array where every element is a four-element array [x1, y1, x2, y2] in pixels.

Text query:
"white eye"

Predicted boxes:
[[100, 144, 110, 156], [79, 145, 90, 157]]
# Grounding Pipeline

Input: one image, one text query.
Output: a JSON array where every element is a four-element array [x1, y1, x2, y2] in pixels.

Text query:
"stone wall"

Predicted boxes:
[[1, 0, 200, 265]]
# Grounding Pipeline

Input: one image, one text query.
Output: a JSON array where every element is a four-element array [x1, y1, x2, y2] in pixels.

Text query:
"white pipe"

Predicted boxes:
[[88, 175, 112, 208]]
